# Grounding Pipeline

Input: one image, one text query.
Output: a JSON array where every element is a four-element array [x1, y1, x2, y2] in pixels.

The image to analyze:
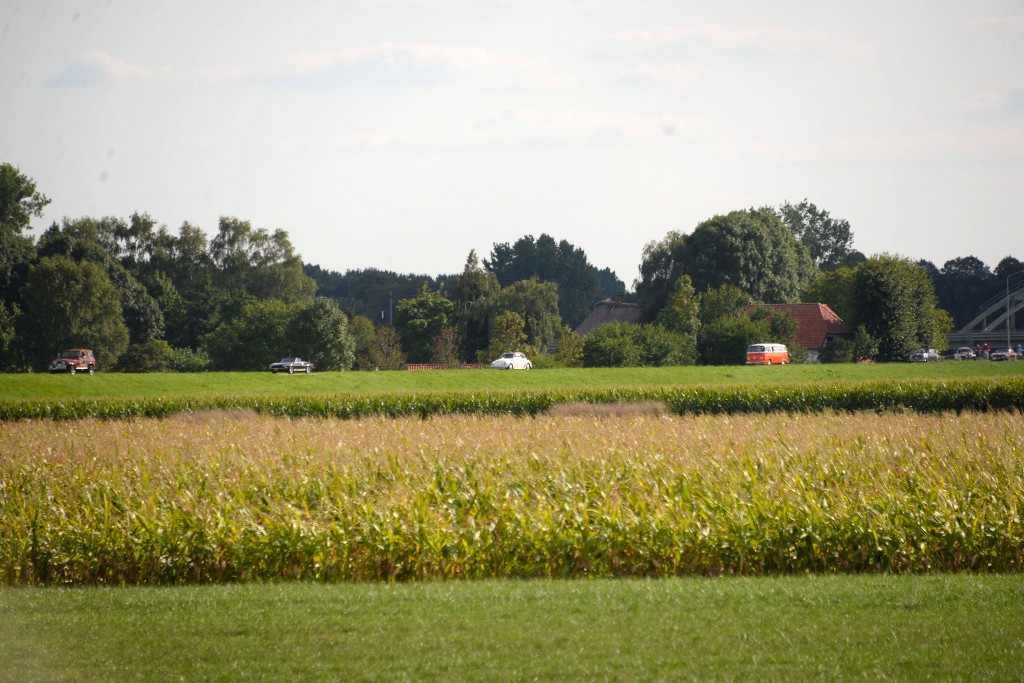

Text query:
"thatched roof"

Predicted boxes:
[[575, 299, 643, 336]]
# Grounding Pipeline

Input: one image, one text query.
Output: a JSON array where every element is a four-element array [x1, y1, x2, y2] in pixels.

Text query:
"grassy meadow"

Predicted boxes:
[[2, 360, 1023, 401]]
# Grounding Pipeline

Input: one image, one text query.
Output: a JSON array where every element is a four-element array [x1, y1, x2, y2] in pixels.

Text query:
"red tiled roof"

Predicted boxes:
[[748, 303, 850, 350]]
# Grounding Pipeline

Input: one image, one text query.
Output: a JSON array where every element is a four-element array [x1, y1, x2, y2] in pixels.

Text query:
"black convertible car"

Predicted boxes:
[[269, 357, 314, 374]]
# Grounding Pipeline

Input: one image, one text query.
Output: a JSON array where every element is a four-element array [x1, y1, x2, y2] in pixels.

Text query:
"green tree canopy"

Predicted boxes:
[[853, 254, 950, 361], [394, 283, 456, 363], [18, 255, 129, 370], [452, 250, 501, 360], [286, 297, 356, 371], [484, 234, 606, 327], [0, 163, 49, 235], [637, 209, 816, 322], [201, 298, 297, 371], [493, 277, 561, 352], [210, 217, 316, 301], [680, 208, 817, 304], [775, 199, 856, 272]]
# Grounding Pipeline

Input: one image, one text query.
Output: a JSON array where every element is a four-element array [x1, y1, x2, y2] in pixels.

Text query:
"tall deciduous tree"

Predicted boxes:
[[286, 297, 356, 371], [775, 199, 856, 271], [680, 208, 817, 304], [485, 234, 604, 328], [370, 325, 406, 370], [635, 230, 688, 322], [201, 298, 297, 371], [210, 217, 316, 301], [493, 277, 561, 352], [0, 164, 46, 304], [801, 267, 857, 325], [18, 256, 129, 369], [853, 254, 950, 361], [452, 250, 500, 360], [394, 283, 455, 363]]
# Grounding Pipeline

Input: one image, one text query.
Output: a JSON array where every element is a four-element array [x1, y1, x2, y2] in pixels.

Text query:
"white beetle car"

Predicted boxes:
[[490, 351, 532, 370]]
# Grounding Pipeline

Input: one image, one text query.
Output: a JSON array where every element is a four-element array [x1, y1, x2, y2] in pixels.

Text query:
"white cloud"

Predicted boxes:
[[613, 63, 697, 87], [250, 43, 560, 90], [47, 51, 152, 87], [609, 24, 874, 58], [332, 107, 704, 149]]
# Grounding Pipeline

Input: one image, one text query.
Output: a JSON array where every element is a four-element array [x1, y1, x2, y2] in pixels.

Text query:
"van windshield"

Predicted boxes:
[[747, 345, 765, 353]]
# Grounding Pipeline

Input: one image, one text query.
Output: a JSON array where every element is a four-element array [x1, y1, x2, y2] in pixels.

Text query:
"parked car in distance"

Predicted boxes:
[[490, 351, 532, 370], [48, 348, 97, 374], [952, 346, 976, 360], [269, 357, 314, 373], [745, 343, 789, 365], [989, 348, 1018, 361], [907, 348, 941, 362]]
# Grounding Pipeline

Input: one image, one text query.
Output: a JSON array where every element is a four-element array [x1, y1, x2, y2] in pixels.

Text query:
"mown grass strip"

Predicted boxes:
[[1, 378, 1022, 421], [3, 577, 1023, 681]]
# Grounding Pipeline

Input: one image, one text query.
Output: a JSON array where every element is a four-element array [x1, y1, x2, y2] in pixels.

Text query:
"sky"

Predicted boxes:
[[2, 1, 1023, 289]]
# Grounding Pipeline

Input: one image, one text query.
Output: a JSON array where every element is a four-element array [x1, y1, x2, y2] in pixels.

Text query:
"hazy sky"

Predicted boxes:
[[2, 1, 1022, 288]]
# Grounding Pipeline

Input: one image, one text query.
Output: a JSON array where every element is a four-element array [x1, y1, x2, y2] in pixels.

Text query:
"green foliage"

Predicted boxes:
[[1, 377, 1022, 421], [582, 322, 693, 367], [818, 337, 855, 364], [658, 275, 701, 339], [854, 254, 949, 361], [118, 340, 176, 372], [209, 217, 316, 301], [493, 277, 561, 352], [697, 315, 763, 365], [801, 267, 857, 324], [286, 297, 355, 371], [18, 255, 129, 370], [484, 234, 606, 327], [582, 322, 642, 367], [698, 284, 749, 326], [348, 314, 377, 370], [430, 327, 462, 366], [452, 251, 501, 358], [0, 162, 50, 235], [394, 283, 456, 363], [370, 326, 406, 370], [636, 230, 687, 321], [775, 199, 855, 271], [481, 311, 529, 364], [638, 210, 817, 323], [202, 299, 297, 371], [554, 325, 584, 368]]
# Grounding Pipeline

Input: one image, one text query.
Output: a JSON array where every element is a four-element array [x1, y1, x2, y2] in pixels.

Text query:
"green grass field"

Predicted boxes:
[[3, 576, 1023, 681], [2, 361, 1022, 400]]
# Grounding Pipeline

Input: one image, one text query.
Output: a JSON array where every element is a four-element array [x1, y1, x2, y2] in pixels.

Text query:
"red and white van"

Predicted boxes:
[[746, 343, 789, 365]]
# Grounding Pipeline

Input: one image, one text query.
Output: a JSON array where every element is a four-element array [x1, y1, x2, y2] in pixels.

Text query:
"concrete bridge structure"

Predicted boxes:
[[946, 279, 1024, 348]]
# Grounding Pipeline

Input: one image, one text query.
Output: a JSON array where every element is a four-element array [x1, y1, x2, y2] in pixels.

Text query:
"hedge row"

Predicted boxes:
[[2, 378, 1023, 421]]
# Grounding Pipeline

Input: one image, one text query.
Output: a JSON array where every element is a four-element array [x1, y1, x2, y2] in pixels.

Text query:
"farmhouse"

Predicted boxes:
[[746, 303, 850, 360], [575, 298, 643, 336]]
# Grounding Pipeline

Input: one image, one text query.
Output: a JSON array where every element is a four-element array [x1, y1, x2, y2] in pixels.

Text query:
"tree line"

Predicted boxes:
[[0, 162, 1018, 371]]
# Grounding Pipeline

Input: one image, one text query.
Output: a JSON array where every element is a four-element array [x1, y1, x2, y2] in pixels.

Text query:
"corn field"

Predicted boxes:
[[2, 409, 1023, 585]]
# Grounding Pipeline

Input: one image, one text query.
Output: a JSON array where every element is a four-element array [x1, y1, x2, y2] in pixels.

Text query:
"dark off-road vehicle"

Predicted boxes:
[[49, 348, 97, 374]]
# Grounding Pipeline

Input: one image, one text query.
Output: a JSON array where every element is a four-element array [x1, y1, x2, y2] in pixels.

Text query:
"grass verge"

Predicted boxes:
[[2, 576, 1023, 681], [3, 362, 1023, 401]]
